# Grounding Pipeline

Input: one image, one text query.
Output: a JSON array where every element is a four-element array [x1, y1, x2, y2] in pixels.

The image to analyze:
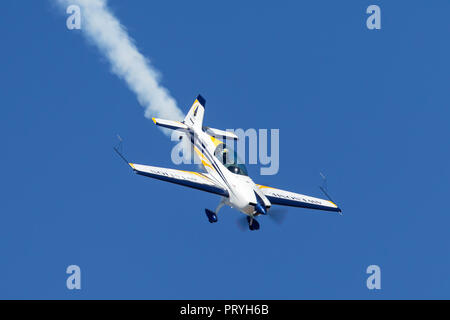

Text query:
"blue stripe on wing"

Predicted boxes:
[[266, 196, 341, 213], [134, 170, 229, 197]]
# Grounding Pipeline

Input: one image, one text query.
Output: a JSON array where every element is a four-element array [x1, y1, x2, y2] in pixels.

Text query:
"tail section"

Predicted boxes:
[[151, 94, 206, 132], [183, 94, 206, 129]]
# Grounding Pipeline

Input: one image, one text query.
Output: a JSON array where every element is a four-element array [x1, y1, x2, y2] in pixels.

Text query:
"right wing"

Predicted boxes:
[[129, 163, 229, 197], [256, 184, 341, 213]]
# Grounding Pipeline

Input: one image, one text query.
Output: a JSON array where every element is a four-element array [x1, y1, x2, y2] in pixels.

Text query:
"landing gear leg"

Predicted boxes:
[[215, 200, 225, 215]]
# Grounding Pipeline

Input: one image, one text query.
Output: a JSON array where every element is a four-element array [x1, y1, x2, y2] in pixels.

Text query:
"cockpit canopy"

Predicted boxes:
[[213, 143, 248, 176]]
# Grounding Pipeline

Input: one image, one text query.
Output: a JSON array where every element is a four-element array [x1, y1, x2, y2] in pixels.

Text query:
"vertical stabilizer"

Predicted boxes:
[[183, 94, 206, 129]]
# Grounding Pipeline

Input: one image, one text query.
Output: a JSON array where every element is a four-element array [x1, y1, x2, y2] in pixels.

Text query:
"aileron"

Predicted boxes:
[[130, 163, 228, 197]]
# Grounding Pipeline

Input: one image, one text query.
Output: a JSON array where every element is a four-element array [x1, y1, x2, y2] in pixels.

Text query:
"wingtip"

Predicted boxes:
[[152, 117, 157, 124], [129, 163, 135, 169]]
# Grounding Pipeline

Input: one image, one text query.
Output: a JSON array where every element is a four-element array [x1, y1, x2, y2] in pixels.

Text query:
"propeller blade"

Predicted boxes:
[[236, 216, 249, 231], [268, 207, 288, 225]]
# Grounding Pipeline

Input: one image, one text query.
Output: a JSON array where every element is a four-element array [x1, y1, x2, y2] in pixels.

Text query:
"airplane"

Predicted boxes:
[[115, 95, 341, 231]]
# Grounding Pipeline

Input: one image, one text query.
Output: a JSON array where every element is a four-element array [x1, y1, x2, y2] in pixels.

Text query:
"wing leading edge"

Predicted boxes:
[[129, 163, 229, 197], [256, 184, 341, 213]]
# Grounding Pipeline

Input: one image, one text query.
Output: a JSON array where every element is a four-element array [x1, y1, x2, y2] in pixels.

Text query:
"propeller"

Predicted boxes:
[[236, 216, 249, 231], [267, 207, 288, 225], [235, 207, 288, 231]]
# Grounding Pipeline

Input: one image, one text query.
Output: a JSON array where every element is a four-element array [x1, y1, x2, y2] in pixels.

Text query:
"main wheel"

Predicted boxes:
[[205, 209, 218, 223], [247, 216, 260, 231]]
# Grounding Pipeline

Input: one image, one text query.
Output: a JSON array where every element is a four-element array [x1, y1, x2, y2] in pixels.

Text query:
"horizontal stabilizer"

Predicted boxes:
[[152, 118, 188, 131], [204, 127, 238, 140]]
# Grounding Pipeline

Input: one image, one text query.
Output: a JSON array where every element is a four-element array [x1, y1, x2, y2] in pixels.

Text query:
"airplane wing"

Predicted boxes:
[[256, 184, 341, 213], [128, 163, 229, 197]]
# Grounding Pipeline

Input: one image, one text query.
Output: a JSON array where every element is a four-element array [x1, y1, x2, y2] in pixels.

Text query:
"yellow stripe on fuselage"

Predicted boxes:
[[193, 146, 214, 170], [210, 136, 223, 147]]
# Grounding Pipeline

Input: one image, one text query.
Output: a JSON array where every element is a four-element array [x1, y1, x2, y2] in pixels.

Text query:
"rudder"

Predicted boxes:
[[183, 94, 206, 129]]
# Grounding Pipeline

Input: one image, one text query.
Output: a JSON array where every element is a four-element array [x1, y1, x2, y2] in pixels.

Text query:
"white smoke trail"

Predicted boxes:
[[55, 0, 185, 133]]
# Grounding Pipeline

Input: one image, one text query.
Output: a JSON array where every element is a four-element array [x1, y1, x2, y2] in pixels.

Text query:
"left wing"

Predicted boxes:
[[256, 184, 341, 213], [129, 163, 229, 197]]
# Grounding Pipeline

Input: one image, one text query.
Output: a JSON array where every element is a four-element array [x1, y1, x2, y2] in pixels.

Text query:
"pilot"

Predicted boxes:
[[230, 166, 240, 174]]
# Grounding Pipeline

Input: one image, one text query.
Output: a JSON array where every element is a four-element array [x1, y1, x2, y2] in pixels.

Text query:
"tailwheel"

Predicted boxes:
[[247, 216, 260, 231], [205, 209, 218, 223]]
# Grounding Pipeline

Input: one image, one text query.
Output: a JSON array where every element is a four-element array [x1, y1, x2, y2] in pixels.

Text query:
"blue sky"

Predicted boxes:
[[1, 0, 449, 299]]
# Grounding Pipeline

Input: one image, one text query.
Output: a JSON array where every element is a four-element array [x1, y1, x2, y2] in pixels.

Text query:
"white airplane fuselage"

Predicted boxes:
[[186, 125, 271, 217]]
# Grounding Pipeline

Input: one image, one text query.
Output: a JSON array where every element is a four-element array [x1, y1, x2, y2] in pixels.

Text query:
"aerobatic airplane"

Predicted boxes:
[[116, 95, 341, 230]]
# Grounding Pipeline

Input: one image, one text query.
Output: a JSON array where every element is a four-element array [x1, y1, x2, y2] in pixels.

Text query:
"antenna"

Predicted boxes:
[[115, 134, 123, 152], [319, 172, 342, 215], [113, 134, 130, 165]]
